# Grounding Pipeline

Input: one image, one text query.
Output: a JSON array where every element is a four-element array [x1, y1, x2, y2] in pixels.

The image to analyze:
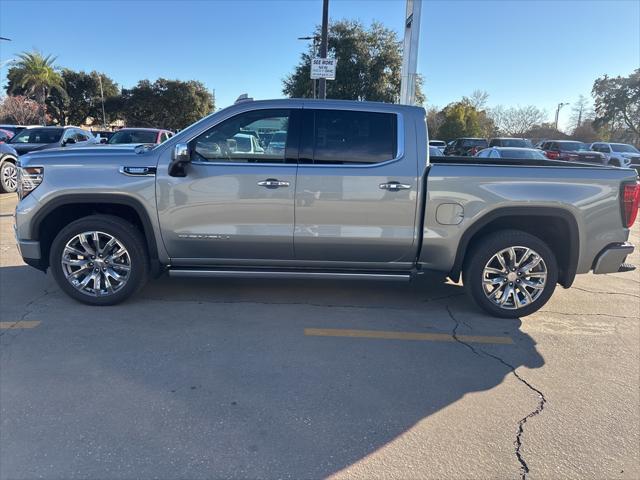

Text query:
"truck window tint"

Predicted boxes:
[[313, 110, 396, 164], [193, 109, 290, 163]]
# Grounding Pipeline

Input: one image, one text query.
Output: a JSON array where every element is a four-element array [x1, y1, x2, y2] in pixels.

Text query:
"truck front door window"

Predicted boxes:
[[193, 109, 290, 164]]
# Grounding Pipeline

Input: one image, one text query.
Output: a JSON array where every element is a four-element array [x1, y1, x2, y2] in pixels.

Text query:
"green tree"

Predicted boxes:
[[120, 78, 214, 130], [283, 20, 424, 104], [48, 70, 120, 126], [438, 100, 495, 140], [592, 69, 639, 142], [7, 51, 65, 124]]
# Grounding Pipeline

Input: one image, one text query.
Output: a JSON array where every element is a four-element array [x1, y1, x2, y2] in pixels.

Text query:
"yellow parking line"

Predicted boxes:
[[0, 321, 41, 330], [304, 328, 513, 345]]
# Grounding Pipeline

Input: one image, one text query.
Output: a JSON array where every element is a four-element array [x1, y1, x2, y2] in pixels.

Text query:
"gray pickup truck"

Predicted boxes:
[[13, 99, 639, 317]]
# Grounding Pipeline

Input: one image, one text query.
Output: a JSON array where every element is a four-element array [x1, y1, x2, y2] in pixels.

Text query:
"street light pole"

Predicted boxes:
[[318, 0, 329, 99], [298, 36, 320, 98], [97, 73, 107, 130], [554, 102, 568, 130]]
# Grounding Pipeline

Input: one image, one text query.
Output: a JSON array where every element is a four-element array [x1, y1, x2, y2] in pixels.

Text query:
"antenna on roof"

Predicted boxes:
[[235, 94, 253, 104]]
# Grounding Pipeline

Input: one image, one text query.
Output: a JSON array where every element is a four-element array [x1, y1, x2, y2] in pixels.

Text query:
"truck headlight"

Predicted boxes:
[[17, 167, 44, 200]]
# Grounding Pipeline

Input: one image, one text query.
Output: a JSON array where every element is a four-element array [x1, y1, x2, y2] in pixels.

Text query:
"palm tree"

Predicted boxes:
[[12, 51, 65, 125]]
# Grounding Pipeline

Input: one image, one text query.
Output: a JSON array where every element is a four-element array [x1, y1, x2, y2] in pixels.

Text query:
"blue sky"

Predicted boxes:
[[1, 0, 638, 129]]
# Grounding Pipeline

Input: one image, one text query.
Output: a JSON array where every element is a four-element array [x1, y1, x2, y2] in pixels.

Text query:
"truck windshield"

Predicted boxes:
[[11, 128, 63, 144], [500, 139, 533, 148], [560, 142, 589, 151], [462, 139, 487, 147], [108, 130, 158, 144]]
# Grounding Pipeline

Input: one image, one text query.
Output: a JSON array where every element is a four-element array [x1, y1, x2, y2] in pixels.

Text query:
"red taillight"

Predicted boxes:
[[545, 150, 559, 159], [622, 182, 640, 228]]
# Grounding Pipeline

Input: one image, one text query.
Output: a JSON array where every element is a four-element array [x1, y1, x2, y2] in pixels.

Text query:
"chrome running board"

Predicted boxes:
[[168, 269, 411, 282]]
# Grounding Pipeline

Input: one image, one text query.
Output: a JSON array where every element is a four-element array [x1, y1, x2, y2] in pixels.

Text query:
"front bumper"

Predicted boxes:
[[14, 223, 46, 270], [593, 242, 635, 274]]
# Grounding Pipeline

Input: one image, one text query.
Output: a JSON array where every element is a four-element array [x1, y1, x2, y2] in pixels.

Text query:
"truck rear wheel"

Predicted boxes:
[[463, 230, 558, 318], [49, 215, 149, 305]]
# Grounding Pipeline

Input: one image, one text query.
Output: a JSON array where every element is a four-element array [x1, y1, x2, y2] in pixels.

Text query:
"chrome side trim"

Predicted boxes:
[[118, 166, 157, 176], [191, 161, 293, 168], [168, 269, 411, 281], [186, 110, 404, 170]]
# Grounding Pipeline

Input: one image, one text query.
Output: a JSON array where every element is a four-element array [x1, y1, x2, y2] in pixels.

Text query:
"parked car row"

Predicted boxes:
[[430, 135, 640, 171], [0, 125, 177, 193]]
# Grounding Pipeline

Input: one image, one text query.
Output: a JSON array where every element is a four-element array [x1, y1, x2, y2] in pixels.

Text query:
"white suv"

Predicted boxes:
[[590, 142, 640, 169]]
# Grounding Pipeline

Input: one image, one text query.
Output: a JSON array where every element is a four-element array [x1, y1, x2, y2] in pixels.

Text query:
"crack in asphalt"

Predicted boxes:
[[571, 286, 640, 299], [446, 306, 546, 480], [604, 274, 640, 285], [0, 289, 52, 338]]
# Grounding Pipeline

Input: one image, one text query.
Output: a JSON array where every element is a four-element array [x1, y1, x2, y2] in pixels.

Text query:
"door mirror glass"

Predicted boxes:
[[169, 143, 191, 177], [64, 137, 76, 145]]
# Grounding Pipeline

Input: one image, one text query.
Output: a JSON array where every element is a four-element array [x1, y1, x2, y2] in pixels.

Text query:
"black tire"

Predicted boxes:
[[610, 158, 622, 167], [49, 215, 149, 305], [0, 158, 18, 193], [462, 230, 558, 318]]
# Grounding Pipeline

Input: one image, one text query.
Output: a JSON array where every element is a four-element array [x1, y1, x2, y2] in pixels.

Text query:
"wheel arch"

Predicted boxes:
[[450, 206, 579, 288], [0, 154, 18, 165], [31, 194, 161, 274]]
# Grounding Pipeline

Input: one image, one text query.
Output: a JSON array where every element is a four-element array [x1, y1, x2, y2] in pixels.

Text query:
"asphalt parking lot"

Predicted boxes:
[[0, 191, 638, 479]]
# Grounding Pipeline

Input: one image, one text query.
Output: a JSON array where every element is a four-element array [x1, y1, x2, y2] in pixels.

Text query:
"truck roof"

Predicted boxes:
[[225, 98, 425, 114]]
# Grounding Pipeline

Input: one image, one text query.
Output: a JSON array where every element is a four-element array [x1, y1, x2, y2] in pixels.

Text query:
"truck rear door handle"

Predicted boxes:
[[258, 178, 290, 188], [379, 182, 411, 191]]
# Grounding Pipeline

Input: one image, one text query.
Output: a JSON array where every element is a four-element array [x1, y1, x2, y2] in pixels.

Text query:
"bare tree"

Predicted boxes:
[[0, 95, 41, 125], [569, 94, 594, 131], [465, 89, 490, 110], [489, 105, 547, 136]]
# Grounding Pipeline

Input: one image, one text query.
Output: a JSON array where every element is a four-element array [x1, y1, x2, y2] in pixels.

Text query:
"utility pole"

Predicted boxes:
[[554, 102, 568, 130], [400, 0, 422, 105], [317, 0, 329, 99]]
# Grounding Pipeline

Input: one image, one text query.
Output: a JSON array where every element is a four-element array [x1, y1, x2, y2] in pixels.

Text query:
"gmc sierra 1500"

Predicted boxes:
[[14, 99, 639, 317]]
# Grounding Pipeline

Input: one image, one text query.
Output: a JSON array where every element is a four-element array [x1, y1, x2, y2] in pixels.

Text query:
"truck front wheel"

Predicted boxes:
[[463, 230, 558, 318], [49, 215, 149, 305]]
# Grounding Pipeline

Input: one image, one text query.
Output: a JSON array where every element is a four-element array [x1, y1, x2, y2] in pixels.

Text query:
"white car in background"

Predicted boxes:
[[590, 142, 640, 169], [475, 147, 548, 160]]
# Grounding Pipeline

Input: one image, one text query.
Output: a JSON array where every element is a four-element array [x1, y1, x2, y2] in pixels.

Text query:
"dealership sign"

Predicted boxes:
[[311, 58, 337, 80]]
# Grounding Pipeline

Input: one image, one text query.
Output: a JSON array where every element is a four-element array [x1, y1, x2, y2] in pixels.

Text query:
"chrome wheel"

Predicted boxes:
[[61, 231, 131, 297], [482, 246, 547, 310], [1, 162, 17, 192]]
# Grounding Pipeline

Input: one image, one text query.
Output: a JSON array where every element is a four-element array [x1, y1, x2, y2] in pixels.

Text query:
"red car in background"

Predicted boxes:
[[539, 140, 606, 164]]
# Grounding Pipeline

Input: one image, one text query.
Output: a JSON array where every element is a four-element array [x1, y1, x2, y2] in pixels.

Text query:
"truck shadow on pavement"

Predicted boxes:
[[1, 266, 545, 479]]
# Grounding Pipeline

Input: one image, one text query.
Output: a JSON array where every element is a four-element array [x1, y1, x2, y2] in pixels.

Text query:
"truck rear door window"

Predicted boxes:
[[312, 110, 397, 164]]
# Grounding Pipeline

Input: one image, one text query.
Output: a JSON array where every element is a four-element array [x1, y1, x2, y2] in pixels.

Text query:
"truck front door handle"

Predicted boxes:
[[379, 182, 411, 191], [258, 178, 290, 188]]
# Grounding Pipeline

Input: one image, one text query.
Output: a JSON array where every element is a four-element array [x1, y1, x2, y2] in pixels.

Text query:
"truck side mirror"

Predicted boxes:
[[169, 143, 191, 177]]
